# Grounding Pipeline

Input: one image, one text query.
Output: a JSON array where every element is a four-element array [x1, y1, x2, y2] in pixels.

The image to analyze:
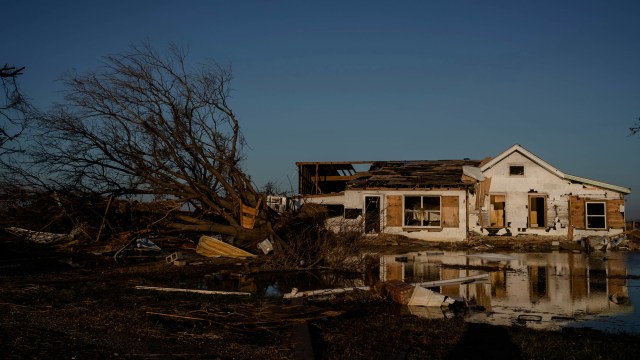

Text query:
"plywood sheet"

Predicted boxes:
[[386, 195, 402, 227], [441, 196, 459, 228], [607, 199, 625, 229], [196, 235, 256, 258], [569, 196, 585, 229]]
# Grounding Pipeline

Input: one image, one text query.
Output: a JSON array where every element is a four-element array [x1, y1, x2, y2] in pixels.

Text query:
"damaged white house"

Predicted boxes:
[[296, 145, 631, 242]]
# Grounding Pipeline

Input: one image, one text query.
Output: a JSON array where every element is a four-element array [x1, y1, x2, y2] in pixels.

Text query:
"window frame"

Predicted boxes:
[[509, 164, 525, 176], [585, 201, 607, 229], [403, 195, 442, 228]]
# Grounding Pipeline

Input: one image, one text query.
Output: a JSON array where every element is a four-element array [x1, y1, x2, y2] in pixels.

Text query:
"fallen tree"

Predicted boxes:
[[13, 43, 275, 250], [1, 45, 369, 269]]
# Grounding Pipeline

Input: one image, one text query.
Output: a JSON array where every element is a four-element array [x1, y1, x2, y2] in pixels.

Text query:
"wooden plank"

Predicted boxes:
[[570, 196, 585, 228], [489, 194, 505, 227], [441, 196, 459, 228], [196, 235, 256, 258], [135, 285, 251, 296], [607, 199, 625, 229], [283, 286, 370, 299], [316, 175, 359, 181], [475, 177, 491, 209], [384, 280, 415, 304], [386, 195, 402, 227], [240, 198, 262, 229]]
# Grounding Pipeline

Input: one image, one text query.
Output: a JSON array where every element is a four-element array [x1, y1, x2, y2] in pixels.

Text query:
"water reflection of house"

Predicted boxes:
[[380, 251, 632, 329]]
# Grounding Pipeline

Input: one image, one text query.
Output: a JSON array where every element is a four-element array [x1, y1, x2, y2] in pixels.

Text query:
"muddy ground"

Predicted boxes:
[[3, 232, 640, 359]]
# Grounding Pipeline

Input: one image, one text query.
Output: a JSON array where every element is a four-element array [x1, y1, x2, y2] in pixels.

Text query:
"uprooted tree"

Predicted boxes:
[[20, 44, 275, 249]]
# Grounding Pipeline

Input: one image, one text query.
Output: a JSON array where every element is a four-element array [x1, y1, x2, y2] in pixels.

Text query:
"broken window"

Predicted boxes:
[[364, 196, 381, 233], [404, 196, 441, 227], [325, 205, 344, 217], [586, 202, 606, 229], [344, 208, 362, 219], [509, 165, 525, 176]]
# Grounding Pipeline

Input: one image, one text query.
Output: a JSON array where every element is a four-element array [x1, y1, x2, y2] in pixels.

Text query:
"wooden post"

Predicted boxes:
[[95, 196, 113, 242]]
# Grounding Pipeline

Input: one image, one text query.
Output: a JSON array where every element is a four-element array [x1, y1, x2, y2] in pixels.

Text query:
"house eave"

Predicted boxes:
[[564, 174, 631, 194]]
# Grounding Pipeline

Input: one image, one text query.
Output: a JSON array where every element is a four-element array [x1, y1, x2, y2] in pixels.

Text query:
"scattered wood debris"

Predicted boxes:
[[283, 286, 371, 299], [196, 235, 257, 258], [5, 227, 73, 245], [145, 303, 345, 330], [134, 285, 251, 296]]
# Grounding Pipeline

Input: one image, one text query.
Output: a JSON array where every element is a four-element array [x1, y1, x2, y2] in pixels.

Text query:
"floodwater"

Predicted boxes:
[[380, 250, 640, 333], [182, 250, 640, 334]]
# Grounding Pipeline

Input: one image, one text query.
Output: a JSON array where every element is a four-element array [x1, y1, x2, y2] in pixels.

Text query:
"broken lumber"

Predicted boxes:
[[146, 311, 210, 322], [135, 285, 251, 296], [5, 227, 72, 245], [283, 286, 370, 299], [196, 235, 256, 258]]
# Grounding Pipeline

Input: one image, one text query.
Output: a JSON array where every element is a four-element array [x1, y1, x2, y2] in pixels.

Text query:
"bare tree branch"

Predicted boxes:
[[631, 116, 640, 136], [14, 43, 269, 245], [1, 64, 30, 153]]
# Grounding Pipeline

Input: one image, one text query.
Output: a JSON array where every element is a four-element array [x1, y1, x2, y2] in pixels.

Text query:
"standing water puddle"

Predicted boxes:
[[382, 250, 640, 333], [180, 250, 640, 334]]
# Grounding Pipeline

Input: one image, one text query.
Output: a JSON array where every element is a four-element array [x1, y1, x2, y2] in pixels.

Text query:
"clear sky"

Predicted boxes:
[[4, 0, 640, 218]]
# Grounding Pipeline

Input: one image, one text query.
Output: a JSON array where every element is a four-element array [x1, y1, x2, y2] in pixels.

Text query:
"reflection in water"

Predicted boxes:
[[179, 250, 640, 333], [380, 251, 636, 332]]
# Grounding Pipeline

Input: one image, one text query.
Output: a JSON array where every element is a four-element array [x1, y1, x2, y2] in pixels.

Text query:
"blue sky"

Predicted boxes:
[[4, 1, 640, 218]]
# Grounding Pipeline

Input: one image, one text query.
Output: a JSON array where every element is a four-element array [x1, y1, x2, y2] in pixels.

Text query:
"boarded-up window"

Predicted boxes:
[[386, 195, 402, 227], [490, 194, 506, 227], [442, 196, 459, 228], [570, 196, 585, 228]]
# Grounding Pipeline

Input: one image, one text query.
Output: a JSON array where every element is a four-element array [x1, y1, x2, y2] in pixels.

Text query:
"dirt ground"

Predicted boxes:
[[3, 231, 640, 359]]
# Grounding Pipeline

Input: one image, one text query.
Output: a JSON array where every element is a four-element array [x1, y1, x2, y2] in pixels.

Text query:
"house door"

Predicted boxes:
[[529, 196, 546, 228], [364, 196, 381, 233], [490, 195, 506, 227]]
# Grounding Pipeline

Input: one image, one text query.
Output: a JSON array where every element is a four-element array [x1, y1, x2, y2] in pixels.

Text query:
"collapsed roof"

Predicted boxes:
[[296, 160, 483, 195], [348, 160, 482, 189]]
